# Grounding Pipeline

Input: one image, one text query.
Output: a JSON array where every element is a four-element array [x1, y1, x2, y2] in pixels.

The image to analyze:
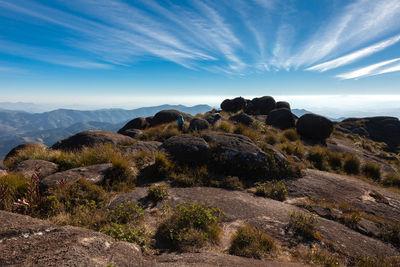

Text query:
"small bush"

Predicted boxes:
[[288, 212, 319, 241], [103, 156, 137, 189], [380, 223, 400, 248], [307, 148, 326, 170], [103, 223, 147, 248], [343, 155, 360, 175], [265, 134, 277, 145], [157, 202, 223, 251], [281, 143, 295, 155], [283, 129, 299, 141], [382, 173, 400, 187], [293, 144, 305, 159], [217, 121, 233, 133], [109, 200, 145, 224], [208, 176, 243, 190], [327, 152, 342, 171], [229, 225, 275, 259], [362, 162, 381, 181], [255, 180, 287, 201], [147, 184, 169, 202]]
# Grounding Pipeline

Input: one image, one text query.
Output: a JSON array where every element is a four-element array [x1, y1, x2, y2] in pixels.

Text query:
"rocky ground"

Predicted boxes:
[[1, 96, 400, 266]]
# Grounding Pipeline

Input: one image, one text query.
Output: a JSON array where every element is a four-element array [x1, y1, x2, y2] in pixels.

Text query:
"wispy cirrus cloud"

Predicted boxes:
[[337, 58, 400, 79]]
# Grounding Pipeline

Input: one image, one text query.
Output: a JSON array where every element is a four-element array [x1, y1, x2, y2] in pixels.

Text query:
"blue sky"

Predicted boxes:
[[0, 0, 400, 114]]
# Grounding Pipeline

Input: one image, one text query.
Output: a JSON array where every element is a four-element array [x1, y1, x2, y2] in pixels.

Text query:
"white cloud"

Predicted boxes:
[[336, 58, 400, 79]]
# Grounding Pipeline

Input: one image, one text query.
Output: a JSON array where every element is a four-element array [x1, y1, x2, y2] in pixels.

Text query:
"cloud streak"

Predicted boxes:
[[337, 58, 400, 79]]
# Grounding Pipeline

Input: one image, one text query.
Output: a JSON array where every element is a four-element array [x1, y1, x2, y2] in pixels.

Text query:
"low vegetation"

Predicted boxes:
[[255, 180, 287, 201], [147, 183, 169, 202], [362, 162, 381, 181], [288, 212, 320, 241], [343, 154, 360, 175], [229, 225, 276, 259]]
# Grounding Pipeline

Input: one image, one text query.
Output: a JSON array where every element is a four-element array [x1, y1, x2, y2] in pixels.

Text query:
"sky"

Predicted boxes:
[[0, 0, 400, 116]]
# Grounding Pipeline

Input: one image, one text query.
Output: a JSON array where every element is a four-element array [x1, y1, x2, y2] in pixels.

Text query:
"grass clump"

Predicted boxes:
[[283, 129, 299, 141], [147, 184, 169, 203], [265, 134, 277, 145], [326, 151, 342, 171], [103, 223, 147, 248], [307, 147, 327, 170], [343, 154, 360, 175], [255, 180, 287, 201], [102, 156, 137, 191], [288, 212, 320, 241], [382, 173, 400, 187], [229, 225, 275, 259], [157, 202, 223, 251], [362, 162, 381, 181]]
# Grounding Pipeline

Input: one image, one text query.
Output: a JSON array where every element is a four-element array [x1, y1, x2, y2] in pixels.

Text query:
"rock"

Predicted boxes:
[[122, 141, 162, 155], [118, 117, 147, 137], [4, 143, 48, 165], [245, 96, 276, 115], [151, 110, 192, 127], [220, 97, 247, 113], [336, 117, 400, 151], [0, 170, 7, 178], [229, 113, 254, 126], [40, 163, 112, 187], [296, 114, 333, 140], [266, 108, 295, 130], [202, 132, 268, 178], [119, 129, 143, 138], [357, 218, 380, 237], [161, 135, 210, 164], [204, 113, 221, 125], [0, 211, 143, 267], [189, 118, 210, 131], [145, 116, 154, 125], [13, 159, 58, 180], [51, 130, 134, 151], [276, 101, 291, 110]]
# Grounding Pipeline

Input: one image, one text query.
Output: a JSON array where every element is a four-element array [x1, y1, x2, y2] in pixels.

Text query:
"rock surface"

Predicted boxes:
[[220, 97, 247, 113], [189, 118, 210, 131], [161, 135, 210, 164], [276, 101, 291, 110], [296, 114, 333, 140], [150, 110, 192, 126], [13, 159, 58, 180], [123, 141, 162, 155], [0, 211, 143, 267], [229, 112, 254, 126], [204, 113, 221, 125], [52, 130, 134, 151], [40, 163, 112, 187], [266, 108, 295, 130], [245, 96, 276, 115], [118, 117, 147, 137]]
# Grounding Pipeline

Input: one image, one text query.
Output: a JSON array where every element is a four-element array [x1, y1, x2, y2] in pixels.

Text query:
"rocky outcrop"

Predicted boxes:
[[220, 97, 247, 113], [202, 132, 269, 178], [245, 96, 276, 115], [161, 135, 210, 164], [122, 141, 162, 155], [51, 130, 134, 151], [296, 114, 333, 140], [118, 117, 147, 137], [0, 211, 143, 267], [276, 101, 291, 110], [4, 143, 48, 165], [204, 113, 221, 125], [119, 129, 143, 138], [266, 108, 295, 130], [229, 113, 254, 126], [189, 118, 210, 131], [13, 159, 58, 180], [40, 163, 112, 187], [336, 116, 400, 151], [150, 110, 192, 126]]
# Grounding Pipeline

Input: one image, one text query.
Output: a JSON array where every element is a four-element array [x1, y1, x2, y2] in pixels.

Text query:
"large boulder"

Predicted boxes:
[[118, 129, 143, 138], [51, 130, 134, 151], [229, 113, 254, 126], [189, 118, 210, 131], [122, 141, 162, 155], [266, 108, 295, 130], [276, 101, 291, 110], [202, 132, 269, 178], [245, 96, 276, 115], [40, 163, 112, 187], [204, 113, 222, 125], [161, 135, 210, 164], [296, 114, 333, 140], [220, 97, 247, 113], [151, 110, 192, 127], [0, 211, 143, 267], [4, 143, 48, 166], [13, 159, 58, 180], [118, 117, 147, 137], [336, 117, 400, 151]]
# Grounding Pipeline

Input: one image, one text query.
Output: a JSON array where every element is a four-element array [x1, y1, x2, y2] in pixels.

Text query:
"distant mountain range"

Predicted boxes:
[[0, 104, 212, 159]]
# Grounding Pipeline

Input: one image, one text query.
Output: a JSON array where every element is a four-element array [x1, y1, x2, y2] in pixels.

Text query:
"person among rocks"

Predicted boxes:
[[177, 114, 184, 131]]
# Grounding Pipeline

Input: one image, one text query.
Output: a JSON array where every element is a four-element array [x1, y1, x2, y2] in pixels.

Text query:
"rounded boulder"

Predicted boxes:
[[151, 110, 192, 126], [189, 118, 210, 131], [161, 135, 210, 164], [266, 108, 295, 130], [229, 113, 254, 126], [245, 96, 276, 115], [296, 114, 333, 140], [276, 101, 291, 110], [220, 97, 247, 113]]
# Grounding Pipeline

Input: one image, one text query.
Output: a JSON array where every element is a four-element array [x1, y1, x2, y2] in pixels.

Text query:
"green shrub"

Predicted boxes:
[[229, 225, 275, 259], [362, 162, 381, 181], [327, 152, 342, 171], [382, 173, 400, 187], [281, 143, 295, 155], [103, 223, 147, 248], [109, 200, 145, 224], [255, 180, 287, 201], [147, 184, 169, 202], [157, 202, 223, 251], [69, 200, 109, 230], [265, 134, 277, 145], [356, 255, 400, 267], [103, 156, 137, 190], [380, 223, 400, 248], [343, 155, 360, 175], [288, 212, 320, 240], [307, 148, 326, 170], [208, 176, 243, 190], [283, 129, 299, 141], [293, 144, 305, 159]]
